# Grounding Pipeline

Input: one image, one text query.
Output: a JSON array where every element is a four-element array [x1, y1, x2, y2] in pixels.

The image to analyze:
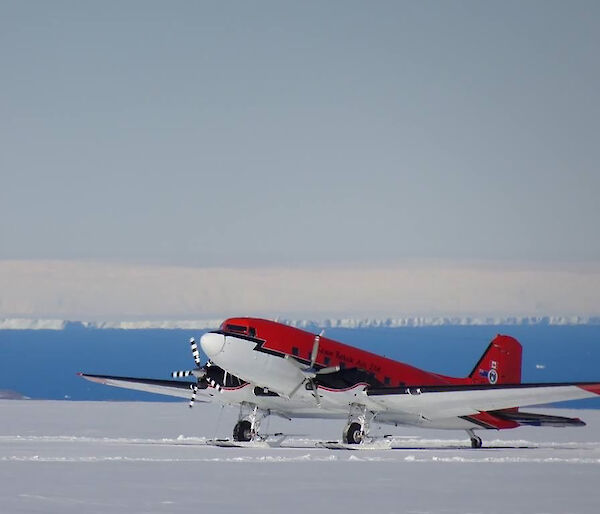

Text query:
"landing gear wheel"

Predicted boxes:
[[470, 435, 483, 449], [343, 422, 363, 444], [233, 420, 252, 442]]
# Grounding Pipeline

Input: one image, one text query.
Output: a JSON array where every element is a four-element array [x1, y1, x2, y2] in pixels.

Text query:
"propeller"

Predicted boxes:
[[171, 337, 208, 408], [286, 332, 340, 406]]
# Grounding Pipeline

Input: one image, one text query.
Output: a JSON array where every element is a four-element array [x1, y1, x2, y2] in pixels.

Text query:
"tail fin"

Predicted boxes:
[[469, 334, 522, 385]]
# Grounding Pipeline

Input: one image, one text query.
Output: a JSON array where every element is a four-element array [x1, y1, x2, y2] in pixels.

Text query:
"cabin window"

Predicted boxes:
[[248, 327, 256, 337], [226, 324, 247, 334], [324, 356, 330, 365], [292, 347, 299, 356], [384, 377, 391, 386]]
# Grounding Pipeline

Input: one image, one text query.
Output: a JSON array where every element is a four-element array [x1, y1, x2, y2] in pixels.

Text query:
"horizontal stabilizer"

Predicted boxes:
[[491, 410, 586, 427]]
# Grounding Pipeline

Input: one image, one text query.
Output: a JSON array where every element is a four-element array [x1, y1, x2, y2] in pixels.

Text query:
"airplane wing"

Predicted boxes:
[[78, 373, 210, 401], [367, 382, 600, 420]]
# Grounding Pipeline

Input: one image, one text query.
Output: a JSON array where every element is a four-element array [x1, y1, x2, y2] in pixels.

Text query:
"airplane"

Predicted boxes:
[[79, 317, 600, 448]]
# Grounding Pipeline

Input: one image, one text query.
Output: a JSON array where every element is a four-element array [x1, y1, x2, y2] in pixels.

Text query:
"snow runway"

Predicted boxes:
[[2, 401, 599, 513]]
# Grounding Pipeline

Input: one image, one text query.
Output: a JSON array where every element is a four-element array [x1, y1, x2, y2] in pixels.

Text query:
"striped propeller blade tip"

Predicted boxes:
[[171, 370, 192, 378], [188, 385, 198, 408], [190, 339, 201, 365]]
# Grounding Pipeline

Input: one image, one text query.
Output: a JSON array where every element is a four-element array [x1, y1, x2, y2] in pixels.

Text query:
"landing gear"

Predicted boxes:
[[232, 403, 269, 442], [343, 403, 376, 444], [343, 422, 363, 444], [233, 420, 252, 442], [466, 429, 482, 448]]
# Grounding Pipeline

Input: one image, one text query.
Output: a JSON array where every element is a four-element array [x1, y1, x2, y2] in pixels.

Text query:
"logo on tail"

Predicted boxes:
[[470, 336, 522, 385]]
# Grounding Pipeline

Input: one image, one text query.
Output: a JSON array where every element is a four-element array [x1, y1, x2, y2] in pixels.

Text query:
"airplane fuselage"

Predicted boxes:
[[198, 318, 514, 429]]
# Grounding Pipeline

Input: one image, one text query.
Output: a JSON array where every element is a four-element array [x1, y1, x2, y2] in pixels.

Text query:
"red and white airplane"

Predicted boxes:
[[80, 317, 600, 448]]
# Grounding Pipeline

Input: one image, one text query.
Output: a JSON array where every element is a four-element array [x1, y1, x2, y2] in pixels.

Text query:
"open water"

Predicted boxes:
[[1, 325, 599, 406]]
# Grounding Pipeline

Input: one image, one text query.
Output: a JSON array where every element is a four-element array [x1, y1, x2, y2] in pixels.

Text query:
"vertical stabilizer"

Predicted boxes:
[[469, 334, 522, 385]]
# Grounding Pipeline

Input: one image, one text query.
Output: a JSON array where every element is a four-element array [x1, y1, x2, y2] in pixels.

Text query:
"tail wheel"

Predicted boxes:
[[233, 420, 252, 442], [343, 422, 363, 444], [470, 435, 483, 449]]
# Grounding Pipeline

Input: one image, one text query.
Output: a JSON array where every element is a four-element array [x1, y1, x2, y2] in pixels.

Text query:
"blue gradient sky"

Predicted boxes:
[[1, 2, 599, 318]]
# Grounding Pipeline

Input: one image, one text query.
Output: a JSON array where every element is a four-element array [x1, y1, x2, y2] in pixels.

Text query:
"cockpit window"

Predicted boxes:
[[225, 324, 247, 334]]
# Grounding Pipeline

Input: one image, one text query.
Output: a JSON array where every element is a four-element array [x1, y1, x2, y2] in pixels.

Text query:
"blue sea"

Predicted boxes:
[[1, 325, 599, 407]]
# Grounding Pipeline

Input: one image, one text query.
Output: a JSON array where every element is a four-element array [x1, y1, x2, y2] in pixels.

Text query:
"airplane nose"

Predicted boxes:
[[200, 332, 225, 358]]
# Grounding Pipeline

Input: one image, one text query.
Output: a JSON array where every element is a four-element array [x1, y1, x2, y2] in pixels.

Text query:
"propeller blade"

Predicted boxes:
[[284, 354, 305, 369], [288, 379, 305, 398], [190, 338, 201, 367], [189, 384, 198, 408], [171, 370, 194, 378], [310, 379, 321, 407], [208, 378, 222, 392], [310, 335, 320, 367], [316, 365, 340, 375]]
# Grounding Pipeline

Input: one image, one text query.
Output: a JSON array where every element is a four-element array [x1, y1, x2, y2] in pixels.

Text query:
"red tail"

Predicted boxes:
[[469, 334, 522, 385]]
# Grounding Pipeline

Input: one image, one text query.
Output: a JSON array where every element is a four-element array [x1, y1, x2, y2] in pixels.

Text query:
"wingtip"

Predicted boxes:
[[578, 384, 600, 395]]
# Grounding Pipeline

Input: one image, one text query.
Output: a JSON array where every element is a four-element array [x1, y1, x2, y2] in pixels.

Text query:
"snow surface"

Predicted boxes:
[[2, 315, 600, 330], [1, 401, 599, 513]]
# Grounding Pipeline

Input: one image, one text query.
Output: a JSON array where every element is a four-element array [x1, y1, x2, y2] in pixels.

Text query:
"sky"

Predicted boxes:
[[1, 1, 599, 318]]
